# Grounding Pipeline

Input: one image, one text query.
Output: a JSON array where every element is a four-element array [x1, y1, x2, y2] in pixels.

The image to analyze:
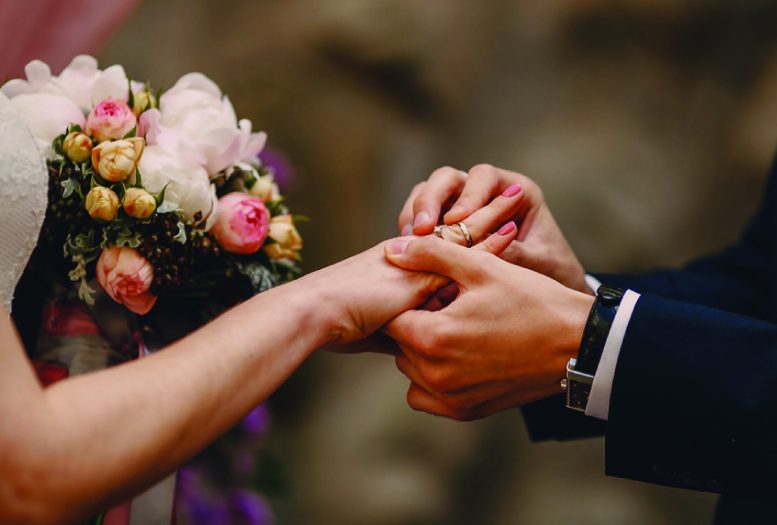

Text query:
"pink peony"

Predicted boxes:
[[211, 192, 270, 254], [86, 98, 137, 142], [96, 246, 157, 315]]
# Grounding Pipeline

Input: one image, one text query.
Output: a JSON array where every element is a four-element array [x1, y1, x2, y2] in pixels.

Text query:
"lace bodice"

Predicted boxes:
[[0, 92, 48, 313]]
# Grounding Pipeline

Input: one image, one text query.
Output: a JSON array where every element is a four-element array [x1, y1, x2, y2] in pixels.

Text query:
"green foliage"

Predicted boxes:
[[235, 261, 279, 294], [61, 178, 80, 198], [173, 221, 187, 244], [115, 226, 144, 248]]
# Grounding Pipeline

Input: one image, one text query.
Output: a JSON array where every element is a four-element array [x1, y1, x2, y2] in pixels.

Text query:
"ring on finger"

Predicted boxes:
[[432, 224, 468, 247], [454, 222, 473, 248]]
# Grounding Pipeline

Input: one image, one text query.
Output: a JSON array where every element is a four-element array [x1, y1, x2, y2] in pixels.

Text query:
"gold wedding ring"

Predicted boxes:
[[432, 223, 473, 248], [455, 222, 473, 248]]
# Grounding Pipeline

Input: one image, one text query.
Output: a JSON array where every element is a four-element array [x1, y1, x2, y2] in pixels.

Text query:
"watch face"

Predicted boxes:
[[566, 380, 591, 412]]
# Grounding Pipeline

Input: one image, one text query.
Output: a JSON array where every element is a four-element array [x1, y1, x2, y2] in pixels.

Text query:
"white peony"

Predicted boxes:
[[2, 56, 134, 151], [138, 145, 219, 230], [8, 93, 84, 148], [1, 56, 130, 112], [148, 72, 266, 176]]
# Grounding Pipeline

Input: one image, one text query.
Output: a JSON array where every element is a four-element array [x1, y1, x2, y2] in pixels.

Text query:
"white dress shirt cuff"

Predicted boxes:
[[584, 274, 602, 295], [584, 288, 641, 420]]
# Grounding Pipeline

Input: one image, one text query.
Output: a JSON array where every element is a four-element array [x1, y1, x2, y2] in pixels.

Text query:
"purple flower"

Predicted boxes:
[[258, 147, 294, 190], [242, 404, 271, 437], [230, 490, 274, 525]]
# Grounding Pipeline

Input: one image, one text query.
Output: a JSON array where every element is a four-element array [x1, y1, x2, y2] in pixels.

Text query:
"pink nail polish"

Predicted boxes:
[[497, 221, 517, 235], [502, 184, 522, 198]]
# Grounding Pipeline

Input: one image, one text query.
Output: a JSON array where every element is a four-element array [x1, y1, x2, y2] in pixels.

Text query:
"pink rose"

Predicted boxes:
[[86, 98, 137, 142], [96, 246, 158, 315], [211, 192, 270, 254]]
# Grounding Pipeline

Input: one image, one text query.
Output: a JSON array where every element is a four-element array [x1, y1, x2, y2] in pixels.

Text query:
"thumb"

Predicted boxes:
[[385, 235, 477, 284]]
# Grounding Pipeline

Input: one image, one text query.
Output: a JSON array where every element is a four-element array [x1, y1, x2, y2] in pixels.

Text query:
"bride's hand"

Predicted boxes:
[[398, 164, 591, 294], [304, 183, 525, 347]]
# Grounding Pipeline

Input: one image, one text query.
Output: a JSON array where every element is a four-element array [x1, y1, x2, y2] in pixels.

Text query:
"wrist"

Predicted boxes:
[[560, 291, 595, 367], [252, 278, 334, 352]]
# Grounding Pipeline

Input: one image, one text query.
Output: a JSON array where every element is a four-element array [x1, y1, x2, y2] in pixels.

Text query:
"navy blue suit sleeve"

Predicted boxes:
[[605, 293, 777, 494], [522, 161, 776, 443]]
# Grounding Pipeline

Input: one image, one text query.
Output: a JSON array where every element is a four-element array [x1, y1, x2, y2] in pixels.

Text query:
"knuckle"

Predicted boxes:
[[516, 174, 543, 201], [421, 365, 451, 392], [469, 163, 495, 177], [429, 166, 461, 182], [419, 322, 451, 354]]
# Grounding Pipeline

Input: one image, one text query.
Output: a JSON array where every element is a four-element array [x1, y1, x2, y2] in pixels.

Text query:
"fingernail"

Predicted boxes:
[[502, 184, 522, 198], [401, 224, 413, 236], [498, 221, 517, 235], [388, 238, 410, 255], [447, 205, 464, 217], [413, 211, 431, 228]]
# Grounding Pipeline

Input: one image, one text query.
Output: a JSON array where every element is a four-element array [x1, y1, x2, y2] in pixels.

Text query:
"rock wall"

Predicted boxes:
[[102, 1, 777, 523]]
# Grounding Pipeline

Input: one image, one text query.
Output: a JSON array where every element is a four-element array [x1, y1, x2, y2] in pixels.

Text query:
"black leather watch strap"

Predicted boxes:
[[576, 285, 625, 375]]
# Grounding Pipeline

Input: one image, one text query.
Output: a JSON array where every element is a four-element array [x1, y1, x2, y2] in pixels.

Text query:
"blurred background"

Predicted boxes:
[[10, 0, 777, 523]]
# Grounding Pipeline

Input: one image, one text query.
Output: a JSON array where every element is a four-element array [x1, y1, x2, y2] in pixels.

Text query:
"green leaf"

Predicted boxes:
[[155, 182, 170, 206], [134, 168, 143, 188], [61, 178, 78, 198], [64, 231, 101, 263], [157, 200, 182, 214], [154, 83, 166, 106], [122, 126, 137, 139], [127, 80, 135, 109], [173, 221, 187, 244], [235, 261, 279, 294], [115, 227, 143, 248]]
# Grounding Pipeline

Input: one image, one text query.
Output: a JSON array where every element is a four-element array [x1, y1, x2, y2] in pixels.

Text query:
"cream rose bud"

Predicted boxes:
[[92, 137, 145, 183], [85, 186, 120, 221], [248, 175, 280, 202], [264, 215, 302, 260], [86, 98, 137, 142], [62, 131, 93, 163], [132, 91, 155, 116], [123, 187, 156, 219]]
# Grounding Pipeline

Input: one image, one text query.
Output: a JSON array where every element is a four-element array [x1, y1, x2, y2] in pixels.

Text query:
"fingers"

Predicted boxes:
[[398, 182, 425, 236], [473, 221, 516, 255], [411, 167, 467, 235], [405, 381, 557, 421], [385, 219, 517, 282], [443, 164, 503, 224], [456, 184, 523, 243], [385, 237, 478, 284]]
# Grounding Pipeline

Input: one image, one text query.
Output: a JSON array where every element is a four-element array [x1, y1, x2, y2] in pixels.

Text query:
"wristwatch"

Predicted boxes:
[[563, 285, 625, 412]]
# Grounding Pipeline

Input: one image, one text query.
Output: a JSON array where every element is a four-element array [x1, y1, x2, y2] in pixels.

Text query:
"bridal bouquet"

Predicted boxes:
[[3, 55, 302, 317], [3, 56, 299, 524]]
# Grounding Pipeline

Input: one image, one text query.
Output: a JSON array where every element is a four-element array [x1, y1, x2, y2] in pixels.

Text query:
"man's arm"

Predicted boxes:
[[604, 293, 777, 495]]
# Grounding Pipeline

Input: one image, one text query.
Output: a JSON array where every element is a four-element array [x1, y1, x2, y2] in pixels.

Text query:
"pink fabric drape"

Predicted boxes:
[[0, 0, 140, 80]]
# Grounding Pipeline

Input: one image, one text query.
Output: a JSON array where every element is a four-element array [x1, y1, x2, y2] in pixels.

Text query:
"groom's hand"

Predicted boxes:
[[398, 164, 591, 295], [322, 182, 526, 351], [384, 236, 593, 421]]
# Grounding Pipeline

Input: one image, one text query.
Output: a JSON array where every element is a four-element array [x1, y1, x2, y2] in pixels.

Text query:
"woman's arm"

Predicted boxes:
[[0, 217, 519, 524], [0, 272, 329, 524]]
